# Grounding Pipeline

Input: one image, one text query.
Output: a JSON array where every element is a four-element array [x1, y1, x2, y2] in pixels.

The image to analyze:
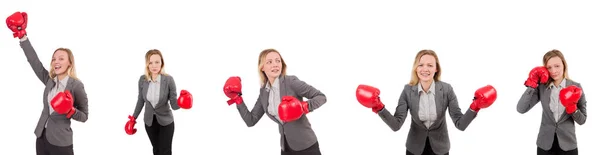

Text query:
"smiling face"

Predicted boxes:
[[416, 54, 437, 83], [261, 52, 282, 79], [148, 54, 162, 75], [51, 50, 71, 76]]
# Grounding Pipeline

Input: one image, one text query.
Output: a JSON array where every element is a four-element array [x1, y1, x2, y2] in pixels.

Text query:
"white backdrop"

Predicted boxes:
[[0, 0, 597, 155]]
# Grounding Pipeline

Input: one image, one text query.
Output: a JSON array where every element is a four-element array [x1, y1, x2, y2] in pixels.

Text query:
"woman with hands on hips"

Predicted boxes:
[[124, 49, 193, 155], [355, 50, 498, 155], [223, 49, 327, 155], [8, 11, 88, 155], [517, 49, 586, 155]]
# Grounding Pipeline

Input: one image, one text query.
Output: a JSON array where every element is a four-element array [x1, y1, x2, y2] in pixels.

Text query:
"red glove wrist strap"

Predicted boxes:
[[301, 101, 309, 113], [66, 107, 76, 118]]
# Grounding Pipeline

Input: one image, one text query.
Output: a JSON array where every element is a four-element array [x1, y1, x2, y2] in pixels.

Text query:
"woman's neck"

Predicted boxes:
[[152, 73, 159, 80], [553, 77, 564, 86], [420, 80, 433, 92], [57, 74, 68, 81]]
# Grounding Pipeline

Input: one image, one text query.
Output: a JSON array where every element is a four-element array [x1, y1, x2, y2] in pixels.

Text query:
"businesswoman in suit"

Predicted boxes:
[[517, 49, 587, 155], [8, 12, 89, 155], [223, 48, 327, 155], [356, 49, 497, 155], [124, 49, 193, 155]]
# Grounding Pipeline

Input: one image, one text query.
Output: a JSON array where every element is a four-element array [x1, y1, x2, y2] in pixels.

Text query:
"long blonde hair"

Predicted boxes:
[[543, 49, 570, 85], [257, 49, 287, 87], [408, 49, 442, 86], [49, 48, 78, 80], [144, 49, 168, 81]]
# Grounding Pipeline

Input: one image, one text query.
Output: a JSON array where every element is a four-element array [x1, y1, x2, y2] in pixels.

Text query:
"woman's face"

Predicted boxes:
[[148, 54, 162, 75], [52, 50, 71, 76], [416, 54, 437, 83], [546, 56, 564, 81], [261, 52, 282, 79]]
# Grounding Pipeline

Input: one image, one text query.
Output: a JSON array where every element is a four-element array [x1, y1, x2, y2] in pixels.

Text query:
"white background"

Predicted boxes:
[[0, 0, 597, 154]]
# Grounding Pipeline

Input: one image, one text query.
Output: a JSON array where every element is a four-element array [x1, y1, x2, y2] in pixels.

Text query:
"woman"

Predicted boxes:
[[8, 11, 89, 155], [517, 49, 587, 155], [355, 49, 497, 155], [125, 49, 193, 155], [223, 48, 327, 155]]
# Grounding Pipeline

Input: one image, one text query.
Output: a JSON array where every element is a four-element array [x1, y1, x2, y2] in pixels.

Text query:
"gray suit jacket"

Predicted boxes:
[[133, 74, 180, 126], [378, 81, 477, 155], [20, 38, 89, 147], [236, 75, 327, 151], [517, 79, 587, 151]]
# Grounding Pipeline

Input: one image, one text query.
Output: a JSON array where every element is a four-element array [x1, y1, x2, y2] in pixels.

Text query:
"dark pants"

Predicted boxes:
[[406, 137, 449, 155], [537, 134, 578, 155], [145, 115, 175, 155], [281, 137, 321, 155], [36, 128, 74, 155]]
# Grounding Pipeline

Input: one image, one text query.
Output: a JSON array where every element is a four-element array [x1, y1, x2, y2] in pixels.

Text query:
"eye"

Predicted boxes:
[[418, 64, 423, 67], [276, 59, 281, 63]]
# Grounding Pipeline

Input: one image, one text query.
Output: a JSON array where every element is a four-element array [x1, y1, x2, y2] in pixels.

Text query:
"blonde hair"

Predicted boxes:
[[257, 49, 287, 87], [49, 48, 78, 80], [543, 49, 570, 84], [144, 49, 168, 81], [408, 49, 442, 86]]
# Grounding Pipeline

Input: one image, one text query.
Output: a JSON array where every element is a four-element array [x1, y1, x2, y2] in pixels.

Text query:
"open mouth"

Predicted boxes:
[[271, 68, 280, 73], [420, 72, 430, 77], [54, 65, 61, 70]]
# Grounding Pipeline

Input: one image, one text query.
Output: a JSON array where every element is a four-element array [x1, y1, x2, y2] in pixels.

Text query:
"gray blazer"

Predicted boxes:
[[132, 74, 180, 126], [236, 75, 327, 151], [517, 79, 587, 151], [20, 37, 89, 147], [378, 81, 476, 155]]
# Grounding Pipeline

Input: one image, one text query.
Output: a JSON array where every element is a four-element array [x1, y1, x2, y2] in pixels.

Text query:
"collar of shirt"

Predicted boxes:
[[548, 79, 566, 89], [148, 74, 162, 83], [54, 76, 70, 87], [418, 82, 436, 95], [265, 77, 280, 92]]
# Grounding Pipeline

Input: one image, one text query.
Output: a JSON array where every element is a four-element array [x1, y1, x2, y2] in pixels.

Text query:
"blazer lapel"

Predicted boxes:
[[432, 82, 444, 127], [158, 76, 168, 106], [141, 79, 149, 103], [278, 76, 287, 100], [409, 84, 427, 129], [64, 78, 74, 92], [434, 82, 444, 116], [43, 80, 54, 114], [540, 84, 554, 120]]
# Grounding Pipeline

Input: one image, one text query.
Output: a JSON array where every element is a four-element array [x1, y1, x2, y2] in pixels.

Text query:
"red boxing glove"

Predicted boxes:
[[50, 90, 76, 118], [356, 84, 385, 113], [470, 85, 498, 112], [223, 76, 243, 105], [524, 66, 550, 89], [559, 85, 582, 114], [278, 96, 309, 122], [6, 11, 28, 39], [177, 89, 193, 109], [125, 115, 137, 135]]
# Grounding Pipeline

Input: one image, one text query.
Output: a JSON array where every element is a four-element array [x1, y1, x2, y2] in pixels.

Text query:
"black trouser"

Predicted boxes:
[[145, 115, 175, 155], [281, 137, 321, 155], [36, 128, 74, 155], [406, 137, 449, 155], [537, 134, 578, 155]]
